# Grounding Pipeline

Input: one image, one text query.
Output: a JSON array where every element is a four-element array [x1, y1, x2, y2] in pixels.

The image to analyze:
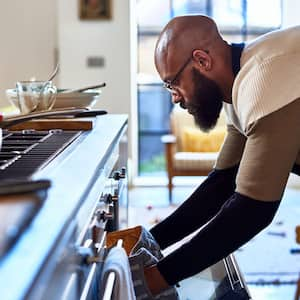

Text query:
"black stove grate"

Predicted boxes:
[[0, 130, 81, 180]]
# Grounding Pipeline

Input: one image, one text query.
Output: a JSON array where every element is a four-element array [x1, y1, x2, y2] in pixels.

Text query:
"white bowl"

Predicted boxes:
[[6, 89, 101, 110]]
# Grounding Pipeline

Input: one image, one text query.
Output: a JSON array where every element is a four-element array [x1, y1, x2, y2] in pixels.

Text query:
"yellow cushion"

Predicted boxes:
[[181, 127, 226, 152]]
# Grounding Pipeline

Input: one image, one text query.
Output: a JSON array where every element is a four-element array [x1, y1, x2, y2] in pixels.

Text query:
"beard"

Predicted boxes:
[[185, 68, 223, 132]]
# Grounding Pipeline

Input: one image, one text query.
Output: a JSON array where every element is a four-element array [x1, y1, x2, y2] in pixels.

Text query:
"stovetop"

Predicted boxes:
[[0, 129, 81, 180], [0, 129, 82, 260]]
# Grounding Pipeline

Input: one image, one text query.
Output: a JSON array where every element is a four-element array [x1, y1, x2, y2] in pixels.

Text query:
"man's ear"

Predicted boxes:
[[192, 49, 212, 71]]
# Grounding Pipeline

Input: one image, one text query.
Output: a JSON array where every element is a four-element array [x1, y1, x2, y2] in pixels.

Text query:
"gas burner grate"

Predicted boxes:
[[0, 130, 81, 180]]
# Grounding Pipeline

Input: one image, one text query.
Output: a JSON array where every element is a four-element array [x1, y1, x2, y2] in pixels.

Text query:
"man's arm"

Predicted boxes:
[[150, 124, 247, 249], [149, 99, 300, 290]]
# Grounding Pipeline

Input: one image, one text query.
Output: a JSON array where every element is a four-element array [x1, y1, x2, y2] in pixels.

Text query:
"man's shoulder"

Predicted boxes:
[[232, 27, 300, 132], [241, 26, 300, 66]]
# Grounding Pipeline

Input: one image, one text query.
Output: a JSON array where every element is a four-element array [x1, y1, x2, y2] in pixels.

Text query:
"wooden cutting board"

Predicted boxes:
[[8, 117, 95, 131]]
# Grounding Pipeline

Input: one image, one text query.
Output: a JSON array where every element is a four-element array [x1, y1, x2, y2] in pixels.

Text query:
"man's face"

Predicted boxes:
[[184, 67, 223, 132]]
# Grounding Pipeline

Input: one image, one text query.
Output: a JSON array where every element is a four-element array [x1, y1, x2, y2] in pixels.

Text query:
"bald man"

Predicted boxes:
[[143, 15, 300, 296]]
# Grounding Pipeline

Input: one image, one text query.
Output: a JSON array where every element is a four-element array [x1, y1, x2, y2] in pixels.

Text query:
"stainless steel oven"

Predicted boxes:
[[177, 254, 251, 299], [0, 115, 129, 300]]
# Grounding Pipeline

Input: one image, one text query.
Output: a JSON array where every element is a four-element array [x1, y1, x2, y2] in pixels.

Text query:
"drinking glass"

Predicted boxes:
[[15, 81, 57, 114]]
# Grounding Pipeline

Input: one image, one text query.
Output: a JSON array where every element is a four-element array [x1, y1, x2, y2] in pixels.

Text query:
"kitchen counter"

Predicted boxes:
[[0, 114, 128, 300]]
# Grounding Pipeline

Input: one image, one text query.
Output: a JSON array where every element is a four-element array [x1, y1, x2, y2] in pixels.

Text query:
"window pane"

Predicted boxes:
[[212, 0, 243, 29], [139, 135, 166, 176], [137, 0, 170, 30], [173, 0, 208, 16], [138, 85, 171, 132], [138, 35, 160, 79], [247, 0, 281, 28]]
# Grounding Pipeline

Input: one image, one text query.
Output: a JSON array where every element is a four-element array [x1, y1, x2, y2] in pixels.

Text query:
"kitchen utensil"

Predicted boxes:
[[61, 82, 106, 93], [15, 81, 57, 114], [47, 62, 59, 82], [0, 108, 87, 129], [69, 109, 107, 118]]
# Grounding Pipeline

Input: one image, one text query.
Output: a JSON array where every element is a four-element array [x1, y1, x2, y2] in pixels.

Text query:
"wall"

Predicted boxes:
[[57, 0, 137, 179], [0, 0, 57, 104], [0, 0, 138, 179]]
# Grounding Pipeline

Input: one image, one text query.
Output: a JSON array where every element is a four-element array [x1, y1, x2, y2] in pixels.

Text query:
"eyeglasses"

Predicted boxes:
[[163, 56, 193, 93]]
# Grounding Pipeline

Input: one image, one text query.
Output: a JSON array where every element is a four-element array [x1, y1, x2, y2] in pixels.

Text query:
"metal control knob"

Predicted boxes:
[[97, 209, 113, 222], [296, 225, 300, 244], [99, 193, 112, 204], [121, 167, 126, 177], [112, 167, 126, 180]]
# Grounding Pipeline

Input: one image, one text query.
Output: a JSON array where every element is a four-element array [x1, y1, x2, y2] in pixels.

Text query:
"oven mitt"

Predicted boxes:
[[129, 247, 179, 300], [106, 225, 163, 260]]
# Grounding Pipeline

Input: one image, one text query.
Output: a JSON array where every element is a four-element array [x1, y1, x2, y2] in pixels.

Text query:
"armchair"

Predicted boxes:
[[162, 105, 226, 201]]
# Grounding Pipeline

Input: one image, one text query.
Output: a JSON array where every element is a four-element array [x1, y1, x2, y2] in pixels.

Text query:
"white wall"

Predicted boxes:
[[57, 0, 137, 179], [0, 0, 57, 104], [0, 0, 138, 178], [58, 0, 133, 113]]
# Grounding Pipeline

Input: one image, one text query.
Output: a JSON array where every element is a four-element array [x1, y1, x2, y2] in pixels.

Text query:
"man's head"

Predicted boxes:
[[154, 15, 234, 131]]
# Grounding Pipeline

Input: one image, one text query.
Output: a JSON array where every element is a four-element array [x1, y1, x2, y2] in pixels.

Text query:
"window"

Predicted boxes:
[[137, 0, 282, 176]]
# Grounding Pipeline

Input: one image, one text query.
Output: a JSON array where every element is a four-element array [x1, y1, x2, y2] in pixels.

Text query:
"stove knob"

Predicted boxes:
[[22, 129, 36, 134], [121, 167, 126, 177], [296, 226, 300, 244], [98, 210, 113, 222], [99, 193, 112, 204], [49, 129, 63, 134], [112, 167, 126, 180]]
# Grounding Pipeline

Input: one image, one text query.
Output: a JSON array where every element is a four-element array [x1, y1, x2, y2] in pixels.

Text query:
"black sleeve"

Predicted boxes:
[[156, 192, 280, 285], [150, 165, 239, 250]]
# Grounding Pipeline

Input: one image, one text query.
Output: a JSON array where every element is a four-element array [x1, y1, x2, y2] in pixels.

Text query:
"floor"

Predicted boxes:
[[128, 179, 300, 300]]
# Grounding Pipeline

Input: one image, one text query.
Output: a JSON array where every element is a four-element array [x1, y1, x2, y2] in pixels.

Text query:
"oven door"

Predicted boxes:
[[177, 254, 251, 299]]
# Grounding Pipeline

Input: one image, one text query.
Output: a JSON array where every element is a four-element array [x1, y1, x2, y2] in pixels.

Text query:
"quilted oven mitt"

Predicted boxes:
[[106, 226, 179, 300], [106, 225, 163, 259]]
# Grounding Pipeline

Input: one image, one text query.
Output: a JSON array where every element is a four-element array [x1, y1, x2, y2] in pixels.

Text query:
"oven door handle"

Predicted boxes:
[[61, 273, 79, 300], [79, 263, 98, 300], [102, 239, 123, 300], [78, 238, 106, 300]]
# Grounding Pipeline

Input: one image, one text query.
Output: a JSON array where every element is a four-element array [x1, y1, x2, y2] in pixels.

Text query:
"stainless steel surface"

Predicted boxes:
[[178, 254, 251, 299], [0, 114, 128, 300]]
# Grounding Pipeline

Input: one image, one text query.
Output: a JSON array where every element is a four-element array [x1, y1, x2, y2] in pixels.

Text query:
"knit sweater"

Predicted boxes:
[[224, 25, 300, 134]]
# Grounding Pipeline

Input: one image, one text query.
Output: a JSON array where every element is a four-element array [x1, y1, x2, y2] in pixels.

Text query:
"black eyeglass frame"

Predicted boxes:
[[163, 56, 193, 93], [162, 49, 209, 93]]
